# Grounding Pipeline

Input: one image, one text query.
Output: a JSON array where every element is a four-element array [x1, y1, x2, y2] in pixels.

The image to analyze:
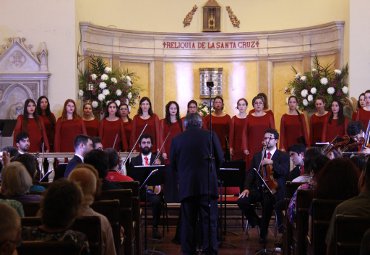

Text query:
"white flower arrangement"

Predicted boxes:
[[300, 76, 307, 82], [301, 89, 308, 98], [342, 86, 349, 94], [307, 94, 313, 102], [327, 87, 335, 95], [310, 87, 317, 94], [320, 77, 328, 85]]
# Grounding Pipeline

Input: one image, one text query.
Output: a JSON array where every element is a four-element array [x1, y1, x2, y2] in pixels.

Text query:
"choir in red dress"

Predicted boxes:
[[279, 96, 309, 150], [36, 96, 55, 151], [309, 97, 330, 146], [82, 102, 100, 137], [13, 99, 50, 152], [229, 98, 248, 161], [99, 101, 127, 152], [351, 93, 366, 121], [322, 100, 349, 142], [130, 97, 160, 152], [119, 103, 132, 150], [355, 90, 370, 129], [54, 99, 86, 152]]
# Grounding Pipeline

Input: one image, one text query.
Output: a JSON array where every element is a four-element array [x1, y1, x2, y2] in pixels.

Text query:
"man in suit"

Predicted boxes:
[[64, 134, 93, 177], [15, 132, 30, 154], [170, 113, 224, 255], [237, 128, 289, 244], [129, 134, 163, 239]]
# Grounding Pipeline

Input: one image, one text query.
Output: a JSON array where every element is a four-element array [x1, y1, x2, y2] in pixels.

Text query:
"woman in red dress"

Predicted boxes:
[[82, 102, 99, 137], [130, 97, 160, 152], [309, 97, 330, 146], [322, 100, 349, 143], [203, 96, 231, 160], [160, 101, 183, 164], [13, 99, 50, 152], [181, 100, 198, 127], [36, 96, 56, 151], [246, 95, 275, 165], [352, 93, 366, 121], [248, 92, 275, 124], [119, 103, 132, 150], [99, 101, 127, 151], [355, 89, 370, 129], [54, 99, 86, 152], [229, 98, 248, 161], [279, 95, 309, 151]]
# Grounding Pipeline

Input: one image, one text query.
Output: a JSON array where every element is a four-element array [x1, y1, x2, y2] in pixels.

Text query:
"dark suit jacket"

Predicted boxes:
[[243, 149, 289, 201], [129, 153, 160, 167], [170, 126, 224, 201], [64, 155, 83, 177]]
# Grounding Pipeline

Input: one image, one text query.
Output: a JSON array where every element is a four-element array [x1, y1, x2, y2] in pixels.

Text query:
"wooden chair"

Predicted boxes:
[[91, 199, 121, 255], [291, 189, 313, 255], [334, 215, 370, 255], [99, 189, 134, 255], [307, 199, 343, 255], [21, 216, 102, 255], [18, 240, 84, 255], [22, 201, 40, 217]]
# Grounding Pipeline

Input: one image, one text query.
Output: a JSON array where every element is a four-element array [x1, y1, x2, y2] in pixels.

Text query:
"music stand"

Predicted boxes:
[[218, 160, 245, 241], [128, 165, 166, 255]]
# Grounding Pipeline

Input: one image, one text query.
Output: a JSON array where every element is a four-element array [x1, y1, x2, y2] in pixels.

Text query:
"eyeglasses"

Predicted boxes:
[[263, 137, 276, 140]]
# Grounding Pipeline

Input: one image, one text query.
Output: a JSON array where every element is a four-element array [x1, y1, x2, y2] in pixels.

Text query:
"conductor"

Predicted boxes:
[[170, 113, 224, 255]]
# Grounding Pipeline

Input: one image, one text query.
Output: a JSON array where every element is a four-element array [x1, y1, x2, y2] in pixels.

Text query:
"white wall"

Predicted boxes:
[[349, 0, 370, 99]]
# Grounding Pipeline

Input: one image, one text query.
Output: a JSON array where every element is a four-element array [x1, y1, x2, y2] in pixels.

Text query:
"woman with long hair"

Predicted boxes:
[[160, 101, 183, 164], [54, 99, 86, 152], [280, 95, 309, 150], [13, 99, 49, 152], [322, 99, 349, 142], [352, 93, 366, 121], [119, 103, 132, 150], [310, 96, 330, 146], [355, 89, 370, 129], [99, 101, 127, 151], [229, 98, 248, 160], [130, 97, 160, 152], [36, 96, 56, 151], [245, 95, 275, 166], [82, 102, 99, 137], [203, 96, 231, 160]]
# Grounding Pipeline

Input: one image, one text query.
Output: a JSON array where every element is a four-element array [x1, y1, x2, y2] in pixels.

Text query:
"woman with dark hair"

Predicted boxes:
[[119, 103, 132, 150], [280, 95, 309, 150], [229, 98, 248, 160], [310, 96, 330, 146], [36, 96, 56, 151], [130, 97, 160, 152], [322, 99, 349, 142], [245, 95, 275, 166], [203, 96, 231, 159], [82, 102, 99, 137], [355, 89, 370, 129], [160, 101, 183, 164], [352, 93, 366, 121], [22, 179, 89, 254], [99, 101, 127, 151], [13, 99, 50, 152], [181, 100, 198, 127], [54, 99, 86, 152]]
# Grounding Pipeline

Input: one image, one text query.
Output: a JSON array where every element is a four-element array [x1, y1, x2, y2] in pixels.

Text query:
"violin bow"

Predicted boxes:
[[121, 124, 148, 168], [152, 132, 171, 165], [112, 133, 119, 150]]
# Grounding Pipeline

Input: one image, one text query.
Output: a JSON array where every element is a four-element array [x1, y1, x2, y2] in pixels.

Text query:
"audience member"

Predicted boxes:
[[0, 203, 21, 255], [14, 132, 30, 154], [287, 144, 306, 182], [64, 135, 93, 177], [105, 148, 133, 182]]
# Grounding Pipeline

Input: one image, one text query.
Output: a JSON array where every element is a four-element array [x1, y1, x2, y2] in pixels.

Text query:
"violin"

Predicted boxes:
[[260, 163, 278, 195]]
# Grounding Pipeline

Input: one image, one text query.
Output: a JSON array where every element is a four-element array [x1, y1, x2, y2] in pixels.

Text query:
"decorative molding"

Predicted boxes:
[[0, 37, 50, 119], [79, 21, 344, 63], [226, 6, 240, 28], [183, 5, 198, 27]]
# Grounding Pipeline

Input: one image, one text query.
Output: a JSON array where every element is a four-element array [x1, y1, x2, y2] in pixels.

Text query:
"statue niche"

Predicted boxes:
[[203, 0, 221, 32]]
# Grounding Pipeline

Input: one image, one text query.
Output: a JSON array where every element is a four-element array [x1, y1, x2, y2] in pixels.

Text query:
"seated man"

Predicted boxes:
[[64, 135, 93, 177], [237, 128, 289, 243], [347, 121, 370, 154], [15, 132, 30, 155], [287, 144, 307, 182], [129, 134, 163, 240]]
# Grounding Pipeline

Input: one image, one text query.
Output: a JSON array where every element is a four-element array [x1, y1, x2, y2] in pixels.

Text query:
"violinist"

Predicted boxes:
[[346, 121, 370, 154], [237, 128, 289, 244]]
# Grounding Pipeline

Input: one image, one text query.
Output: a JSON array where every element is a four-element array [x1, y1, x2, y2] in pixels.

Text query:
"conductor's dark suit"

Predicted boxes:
[[237, 149, 289, 240], [170, 126, 224, 255]]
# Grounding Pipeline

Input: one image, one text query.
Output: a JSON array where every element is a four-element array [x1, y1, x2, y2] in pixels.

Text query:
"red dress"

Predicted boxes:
[[122, 120, 132, 150], [310, 113, 330, 145], [229, 116, 247, 160], [246, 113, 275, 164], [99, 119, 127, 151], [13, 115, 50, 152], [355, 108, 370, 130], [106, 171, 134, 182], [54, 118, 87, 152], [203, 114, 231, 152], [159, 119, 183, 164], [322, 118, 349, 142], [130, 114, 160, 152], [83, 119, 100, 137], [39, 113, 56, 151], [279, 114, 309, 150]]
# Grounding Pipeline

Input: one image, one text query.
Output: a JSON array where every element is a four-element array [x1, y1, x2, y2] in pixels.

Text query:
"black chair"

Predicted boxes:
[[22, 202, 40, 217], [18, 240, 84, 255]]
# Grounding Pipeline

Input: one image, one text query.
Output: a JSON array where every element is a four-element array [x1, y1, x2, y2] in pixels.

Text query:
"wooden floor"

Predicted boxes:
[[146, 219, 282, 255]]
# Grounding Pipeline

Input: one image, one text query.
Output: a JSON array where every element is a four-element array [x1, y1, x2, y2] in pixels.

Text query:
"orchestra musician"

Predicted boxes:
[[237, 128, 289, 244]]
